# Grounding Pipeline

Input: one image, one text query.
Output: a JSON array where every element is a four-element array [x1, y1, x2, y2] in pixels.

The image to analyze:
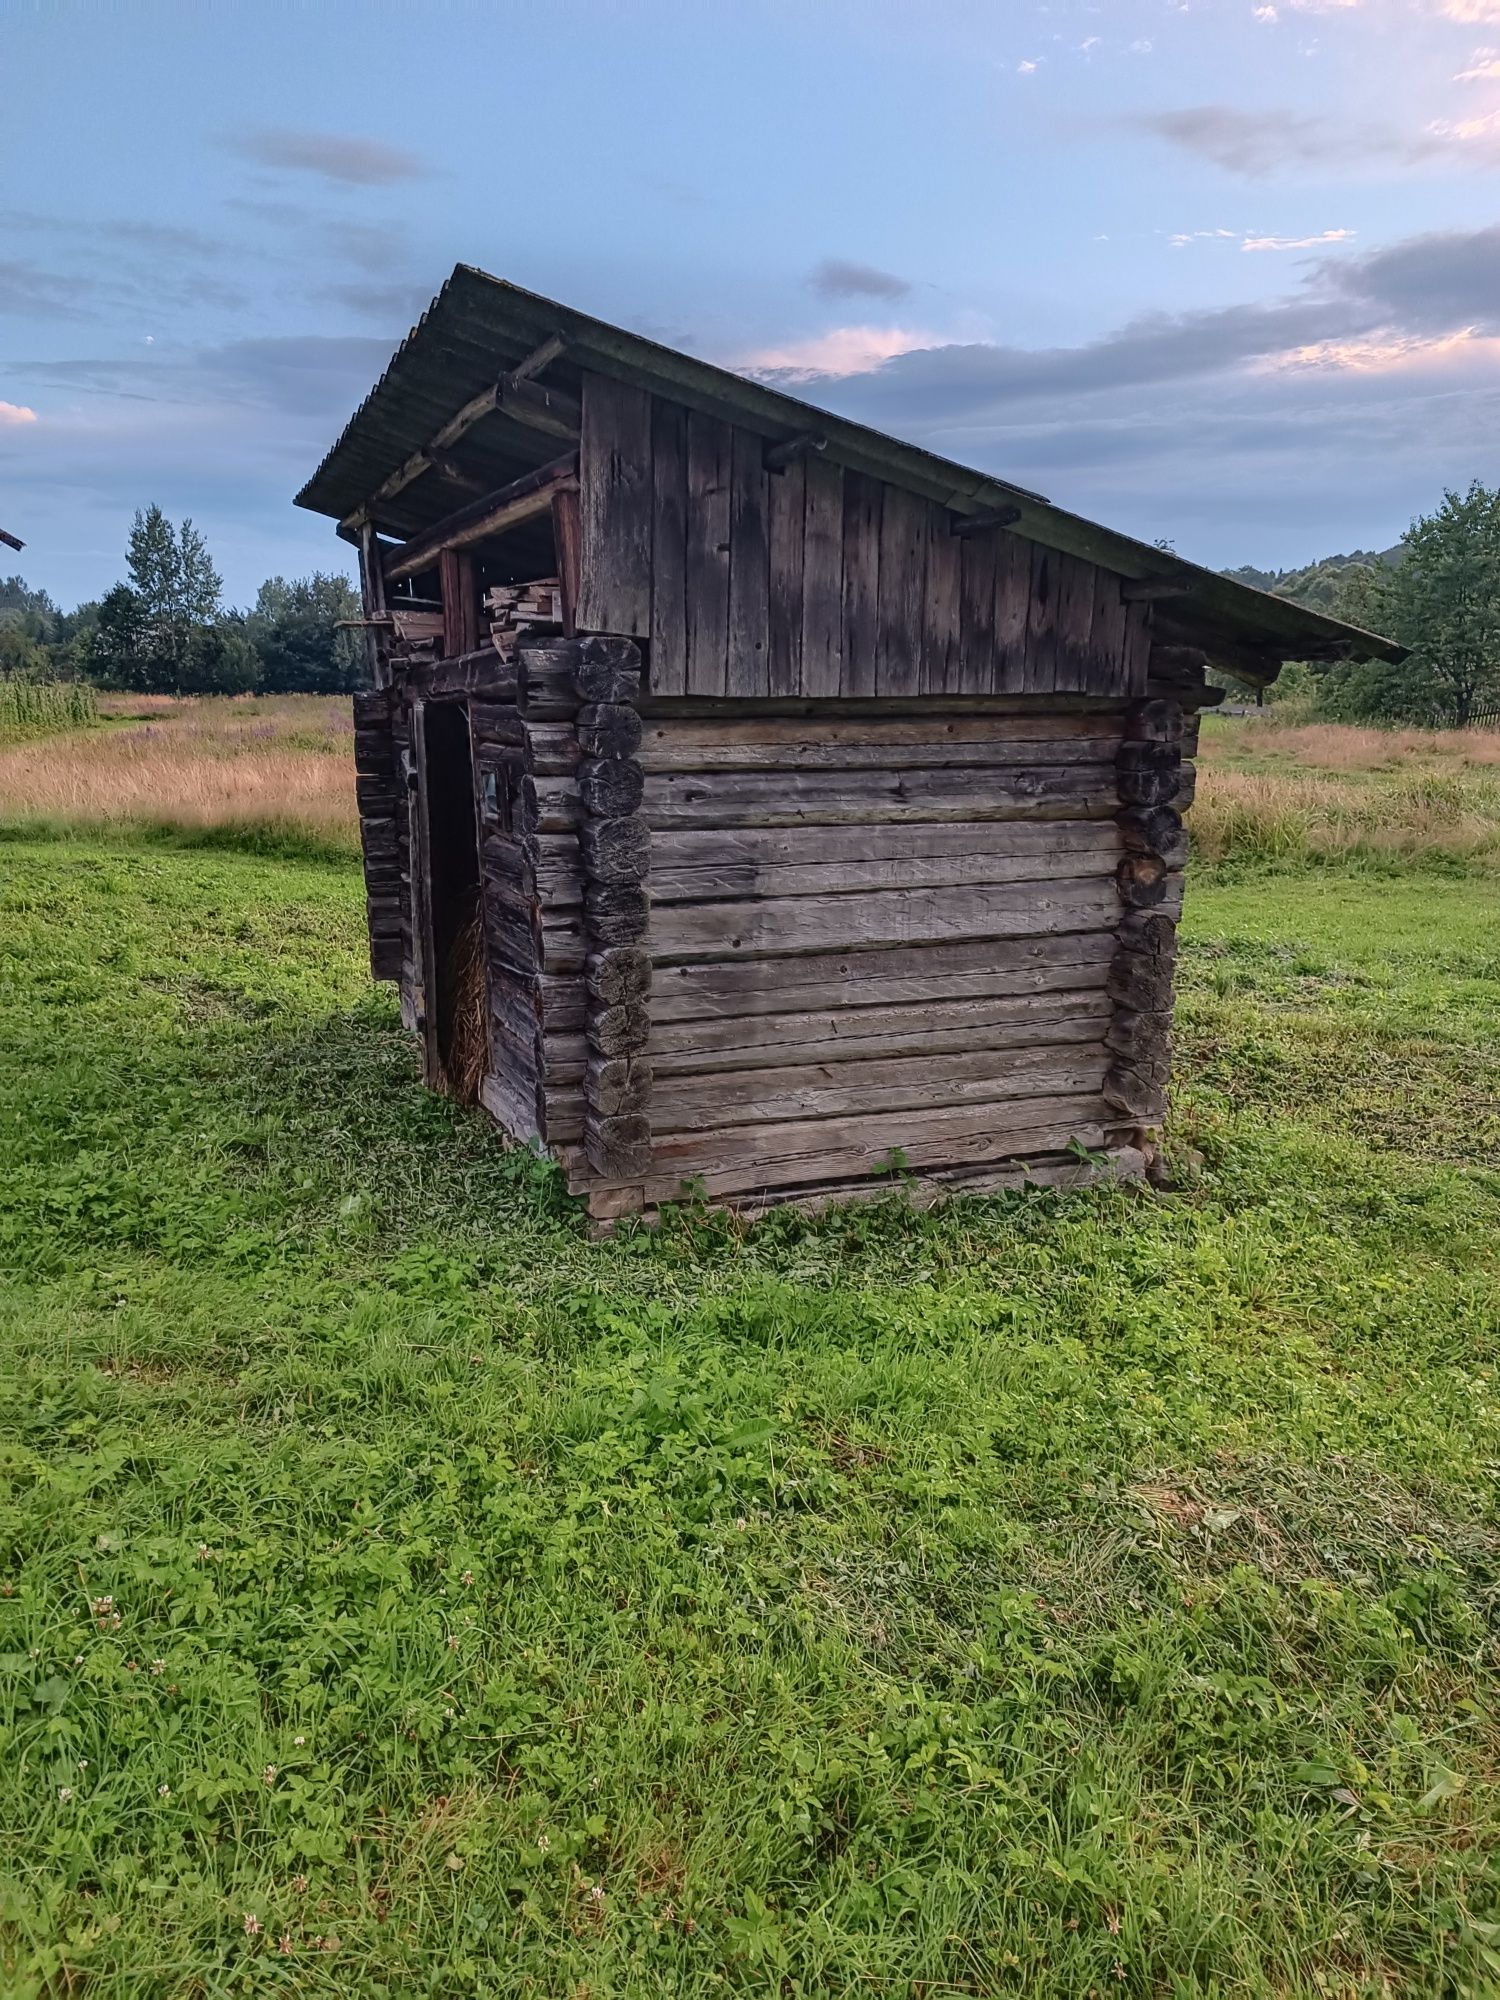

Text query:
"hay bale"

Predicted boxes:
[[441, 907, 489, 1103]]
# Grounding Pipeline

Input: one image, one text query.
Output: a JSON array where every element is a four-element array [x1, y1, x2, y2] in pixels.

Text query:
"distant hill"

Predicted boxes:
[[1222, 544, 1404, 616]]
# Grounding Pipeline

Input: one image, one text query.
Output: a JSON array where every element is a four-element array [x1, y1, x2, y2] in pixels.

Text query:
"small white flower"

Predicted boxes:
[[262, 1764, 277, 1785], [243, 1913, 261, 1937], [150, 1658, 165, 1675], [77, 1759, 88, 1770], [293, 1735, 305, 1747], [158, 1784, 171, 1797], [537, 1833, 550, 1853], [58, 1786, 74, 1802], [73, 1655, 84, 1666], [461, 1570, 474, 1586]]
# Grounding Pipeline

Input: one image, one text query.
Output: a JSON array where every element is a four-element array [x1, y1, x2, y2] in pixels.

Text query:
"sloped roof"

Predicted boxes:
[[297, 264, 1403, 679]]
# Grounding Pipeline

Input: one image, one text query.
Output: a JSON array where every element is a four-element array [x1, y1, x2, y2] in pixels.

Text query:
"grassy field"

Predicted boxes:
[[4, 703, 1499, 1996]]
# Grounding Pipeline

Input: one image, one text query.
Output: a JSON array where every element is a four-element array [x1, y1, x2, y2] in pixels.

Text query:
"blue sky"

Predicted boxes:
[[5, 0, 1499, 607]]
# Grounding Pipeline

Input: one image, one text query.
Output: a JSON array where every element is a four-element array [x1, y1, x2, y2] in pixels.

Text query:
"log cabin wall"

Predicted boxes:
[[568, 695, 1193, 1218], [577, 373, 1153, 703]]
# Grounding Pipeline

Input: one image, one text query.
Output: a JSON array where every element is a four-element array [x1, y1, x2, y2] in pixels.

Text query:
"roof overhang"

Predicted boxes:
[[297, 265, 1405, 684]]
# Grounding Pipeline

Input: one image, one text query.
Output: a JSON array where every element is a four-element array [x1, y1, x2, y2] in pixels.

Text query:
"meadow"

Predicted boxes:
[[3, 697, 1498, 1997]]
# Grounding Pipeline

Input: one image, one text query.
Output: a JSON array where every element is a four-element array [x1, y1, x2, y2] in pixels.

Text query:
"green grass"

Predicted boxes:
[[4, 841, 1499, 1997]]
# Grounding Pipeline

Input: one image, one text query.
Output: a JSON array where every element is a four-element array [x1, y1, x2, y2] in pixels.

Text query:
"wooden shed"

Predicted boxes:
[[296, 265, 1400, 1222]]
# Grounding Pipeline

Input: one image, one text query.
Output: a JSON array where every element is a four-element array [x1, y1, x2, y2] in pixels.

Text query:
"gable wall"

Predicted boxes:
[[576, 372, 1152, 701]]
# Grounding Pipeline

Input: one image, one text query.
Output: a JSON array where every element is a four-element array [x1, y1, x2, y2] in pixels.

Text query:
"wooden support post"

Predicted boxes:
[[439, 547, 478, 659], [356, 520, 391, 690]]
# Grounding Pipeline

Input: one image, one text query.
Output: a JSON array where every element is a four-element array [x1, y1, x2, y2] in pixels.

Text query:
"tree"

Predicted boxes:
[[247, 572, 365, 692], [90, 507, 238, 691], [1319, 484, 1500, 727]]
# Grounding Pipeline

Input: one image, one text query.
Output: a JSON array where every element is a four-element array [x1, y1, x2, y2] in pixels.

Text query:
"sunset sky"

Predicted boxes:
[[5, 0, 1499, 605]]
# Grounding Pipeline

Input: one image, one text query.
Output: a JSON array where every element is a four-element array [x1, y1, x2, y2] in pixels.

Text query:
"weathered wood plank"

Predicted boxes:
[[721, 1144, 1147, 1220], [651, 874, 1122, 962], [766, 456, 805, 698], [1123, 599, 1153, 695], [649, 843, 1115, 903], [840, 471, 882, 697], [994, 533, 1031, 692], [1024, 542, 1059, 693], [638, 720, 1122, 772], [957, 528, 996, 695], [652, 931, 1116, 1022], [1091, 565, 1128, 697], [685, 412, 732, 695], [651, 990, 1112, 1074], [922, 504, 962, 694], [640, 762, 1119, 829], [876, 483, 926, 696], [727, 426, 771, 697], [653, 1043, 1107, 1130], [577, 375, 652, 637], [649, 396, 688, 695], [1054, 552, 1098, 694], [800, 455, 844, 697], [635, 1093, 1112, 1199]]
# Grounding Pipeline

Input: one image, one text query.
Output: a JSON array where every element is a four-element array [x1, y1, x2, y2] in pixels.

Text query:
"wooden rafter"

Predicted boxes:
[[382, 452, 579, 585], [0, 527, 23, 553], [338, 334, 575, 535]]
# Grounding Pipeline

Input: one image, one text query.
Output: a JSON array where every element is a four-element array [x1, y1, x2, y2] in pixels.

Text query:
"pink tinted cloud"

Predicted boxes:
[[0, 401, 39, 427]]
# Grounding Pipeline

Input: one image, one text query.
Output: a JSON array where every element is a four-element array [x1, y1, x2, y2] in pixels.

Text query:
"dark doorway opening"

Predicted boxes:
[[422, 700, 487, 1102]]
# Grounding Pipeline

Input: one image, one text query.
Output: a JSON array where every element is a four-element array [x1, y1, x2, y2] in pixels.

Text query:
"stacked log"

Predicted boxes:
[[352, 688, 403, 981], [1104, 696, 1188, 1151], [485, 576, 564, 662]]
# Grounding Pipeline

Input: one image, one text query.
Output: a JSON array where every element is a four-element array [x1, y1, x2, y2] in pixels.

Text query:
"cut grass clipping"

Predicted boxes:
[[3, 705, 1500, 1995]]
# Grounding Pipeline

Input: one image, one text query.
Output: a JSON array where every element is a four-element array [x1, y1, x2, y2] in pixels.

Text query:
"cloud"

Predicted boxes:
[[1453, 42, 1500, 75], [323, 279, 438, 325], [224, 127, 429, 186], [1242, 227, 1356, 250], [1133, 103, 1448, 174], [808, 257, 912, 302], [1438, 0, 1500, 19], [0, 401, 38, 426], [0, 260, 99, 321], [738, 326, 954, 381]]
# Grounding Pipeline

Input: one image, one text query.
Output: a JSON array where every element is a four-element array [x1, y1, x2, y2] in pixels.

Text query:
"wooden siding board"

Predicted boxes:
[[578, 374, 652, 637], [766, 457, 806, 697], [685, 412, 732, 695], [800, 455, 844, 697], [922, 508, 962, 694], [1054, 553, 1098, 694], [727, 426, 771, 697], [1090, 564, 1128, 697], [876, 484, 927, 697], [841, 471, 883, 698], [957, 530, 996, 695], [1024, 542, 1059, 694], [649, 397, 689, 695], [1123, 599, 1153, 695], [994, 533, 1031, 692]]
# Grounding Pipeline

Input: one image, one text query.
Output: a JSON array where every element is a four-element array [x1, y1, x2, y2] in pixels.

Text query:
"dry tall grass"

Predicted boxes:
[[0, 694, 359, 848], [1194, 715, 1500, 866]]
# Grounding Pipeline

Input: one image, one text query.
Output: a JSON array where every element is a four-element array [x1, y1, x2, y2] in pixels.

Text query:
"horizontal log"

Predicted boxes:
[[529, 722, 582, 776], [578, 815, 650, 884], [1103, 1063, 1167, 1120], [1118, 805, 1187, 869], [397, 650, 516, 700], [587, 1001, 651, 1057], [1116, 909, 1178, 962], [637, 721, 1123, 773], [586, 947, 652, 1006], [1105, 1009, 1173, 1072], [479, 1070, 541, 1144], [629, 1093, 1113, 1200], [650, 875, 1122, 964], [468, 700, 525, 747], [719, 1145, 1149, 1221], [1107, 954, 1175, 1013], [1116, 853, 1168, 908], [652, 1044, 1106, 1132], [578, 703, 644, 761], [583, 883, 649, 947], [652, 930, 1116, 1021], [586, 1055, 653, 1116], [641, 763, 1118, 828], [1125, 698, 1184, 745], [586, 1112, 652, 1179], [650, 990, 1112, 1075], [1117, 742, 1182, 808], [580, 758, 645, 820], [574, 635, 642, 704]]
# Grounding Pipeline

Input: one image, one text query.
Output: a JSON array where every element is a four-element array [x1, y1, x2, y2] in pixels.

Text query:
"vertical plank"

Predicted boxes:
[[577, 372, 652, 637], [409, 700, 441, 1087], [1053, 553, 1098, 693], [1122, 600, 1153, 695], [1090, 565, 1128, 696], [876, 485, 927, 696], [800, 455, 844, 697], [439, 550, 479, 657], [994, 532, 1031, 692], [685, 412, 732, 695], [1023, 542, 1059, 693], [551, 487, 582, 638], [649, 398, 688, 694], [840, 471, 883, 697], [727, 427, 771, 697], [921, 506, 961, 694], [766, 455, 805, 697], [957, 530, 996, 694], [356, 521, 388, 689]]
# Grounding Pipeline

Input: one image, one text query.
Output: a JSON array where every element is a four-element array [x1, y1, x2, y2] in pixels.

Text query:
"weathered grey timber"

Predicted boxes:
[[301, 266, 1403, 1221]]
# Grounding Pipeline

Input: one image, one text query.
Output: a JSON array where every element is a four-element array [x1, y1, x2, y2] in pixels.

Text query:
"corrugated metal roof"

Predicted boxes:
[[296, 264, 1404, 677]]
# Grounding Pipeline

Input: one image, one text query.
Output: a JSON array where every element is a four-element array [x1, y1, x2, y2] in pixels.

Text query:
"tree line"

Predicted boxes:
[[0, 505, 364, 694]]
